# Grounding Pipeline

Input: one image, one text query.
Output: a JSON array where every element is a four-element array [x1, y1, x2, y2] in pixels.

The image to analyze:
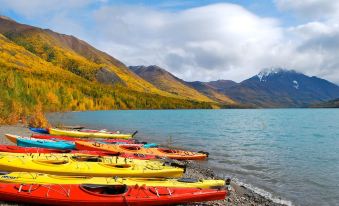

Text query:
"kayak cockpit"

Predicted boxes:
[[33, 159, 69, 165], [157, 148, 179, 154], [71, 156, 102, 162], [120, 145, 141, 151], [80, 184, 128, 196]]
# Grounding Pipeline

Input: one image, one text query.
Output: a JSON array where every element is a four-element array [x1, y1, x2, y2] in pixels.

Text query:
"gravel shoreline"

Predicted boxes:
[[0, 124, 287, 206]]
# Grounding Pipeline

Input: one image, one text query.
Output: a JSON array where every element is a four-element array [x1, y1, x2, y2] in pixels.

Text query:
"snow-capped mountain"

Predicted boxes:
[[255, 68, 303, 90], [256, 67, 285, 82], [213, 68, 339, 107]]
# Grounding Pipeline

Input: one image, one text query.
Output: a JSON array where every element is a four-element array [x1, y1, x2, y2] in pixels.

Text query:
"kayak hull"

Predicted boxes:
[[0, 145, 156, 160], [0, 172, 226, 189], [5, 134, 75, 150], [48, 128, 133, 139], [32, 134, 135, 144], [0, 184, 226, 206], [29, 128, 49, 134], [0, 145, 71, 154], [17, 139, 75, 150], [76, 141, 207, 160], [0, 153, 184, 178]]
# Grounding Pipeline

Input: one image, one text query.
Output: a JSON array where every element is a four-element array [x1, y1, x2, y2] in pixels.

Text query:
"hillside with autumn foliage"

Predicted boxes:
[[0, 17, 216, 124]]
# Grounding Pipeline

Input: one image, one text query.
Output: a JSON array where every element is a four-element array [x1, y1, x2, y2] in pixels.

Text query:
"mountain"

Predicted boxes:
[[129, 65, 212, 102], [0, 16, 174, 97], [0, 16, 213, 123], [129, 65, 236, 105], [187, 81, 236, 105], [216, 68, 339, 107], [205, 80, 238, 92]]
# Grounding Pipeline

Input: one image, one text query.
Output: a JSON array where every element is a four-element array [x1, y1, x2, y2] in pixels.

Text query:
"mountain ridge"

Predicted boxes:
[[130, 65, 213, 102], [131, 65, 339, 108], [0, 17, 178, 98], [130, 65, 236, 105], [220, 68, 339, 107]]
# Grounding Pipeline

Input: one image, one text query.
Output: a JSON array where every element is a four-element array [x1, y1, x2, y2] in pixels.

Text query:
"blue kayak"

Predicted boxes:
[[16, 137, 75, 150], [143, 143, 158, 148], [29, 128, 49, 134]]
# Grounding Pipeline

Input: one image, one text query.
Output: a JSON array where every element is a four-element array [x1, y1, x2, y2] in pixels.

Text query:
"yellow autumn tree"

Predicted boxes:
[[28, 103, 49, 128], [6, 101, 23, 124], [46, 91, 59, 110]]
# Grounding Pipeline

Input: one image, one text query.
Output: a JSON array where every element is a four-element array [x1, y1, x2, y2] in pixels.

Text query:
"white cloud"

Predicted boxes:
[[90, 3, 339, 83], [90, 3, 286, 81], [287, 21, 339, 80], [275, 0, 339, 20]]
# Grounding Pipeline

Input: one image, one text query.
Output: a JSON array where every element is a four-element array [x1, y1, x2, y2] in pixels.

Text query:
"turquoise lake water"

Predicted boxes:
[[49, 109, 339, 206]]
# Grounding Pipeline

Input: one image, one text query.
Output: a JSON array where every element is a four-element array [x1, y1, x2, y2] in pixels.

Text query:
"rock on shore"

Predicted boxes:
[[180, 160, 286, 206]]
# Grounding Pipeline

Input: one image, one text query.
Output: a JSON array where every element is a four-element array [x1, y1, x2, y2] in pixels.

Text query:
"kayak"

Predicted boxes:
[[99, 141, 158, 148], [79, 129, 119, 133], [31, 134, 157, 148], [0, 153, 184, 177], [0, 145, 73, 154], [141, 143, 158, 148], [30, 133, 157, 148], [0, 183, 226, 206], [32, 134, 136, 144], [7, 134, 150, 151], [0, 152, 160, 166], [29, 128, 49, 134], [0, 144, 157, 160], [0, 171, 226, 189], [5, 134, 75, 150], [75, 141, 208, 160], [48, 128, 135, 139]]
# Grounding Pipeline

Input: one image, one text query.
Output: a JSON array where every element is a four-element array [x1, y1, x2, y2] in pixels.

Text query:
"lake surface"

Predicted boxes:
[[49, 109, 339, 206]]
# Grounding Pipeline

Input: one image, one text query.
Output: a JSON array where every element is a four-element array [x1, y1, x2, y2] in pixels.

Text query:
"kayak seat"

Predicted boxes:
[[71, 156, 102, 162], [102, 163, 132, 168], [134, 153, 146, 157], [81, 184, 128, 195], [177, 178, 199, 183], [120, 145, 141, 151], [54, 150, 72, 153], [34, 159, 69, 165], [158, 149, 178, 154]]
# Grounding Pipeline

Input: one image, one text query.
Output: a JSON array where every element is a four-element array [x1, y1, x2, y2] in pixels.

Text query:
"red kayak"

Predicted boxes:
[[31, 134, 136, 144], [0, 184, 226, 206], [0, 145, 157, 160], [0, 145, 71, 154]]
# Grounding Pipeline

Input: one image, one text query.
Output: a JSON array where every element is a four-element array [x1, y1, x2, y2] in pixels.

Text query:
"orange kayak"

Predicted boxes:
[[75, 141, 208, 160]]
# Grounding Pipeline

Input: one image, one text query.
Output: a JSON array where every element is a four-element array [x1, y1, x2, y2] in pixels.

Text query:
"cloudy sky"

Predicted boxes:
[[1, 0, 339, 83]]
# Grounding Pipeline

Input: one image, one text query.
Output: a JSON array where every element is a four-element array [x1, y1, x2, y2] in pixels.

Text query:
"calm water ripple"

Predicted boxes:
[[49, 109, 339, 206]]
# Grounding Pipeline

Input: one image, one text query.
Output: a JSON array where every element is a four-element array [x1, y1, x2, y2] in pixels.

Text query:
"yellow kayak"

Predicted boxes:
[[48, 128, 134, 139], [0, 153, 183, 178], [0, 152, 156, 163], [0, 172, 225, 189]]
